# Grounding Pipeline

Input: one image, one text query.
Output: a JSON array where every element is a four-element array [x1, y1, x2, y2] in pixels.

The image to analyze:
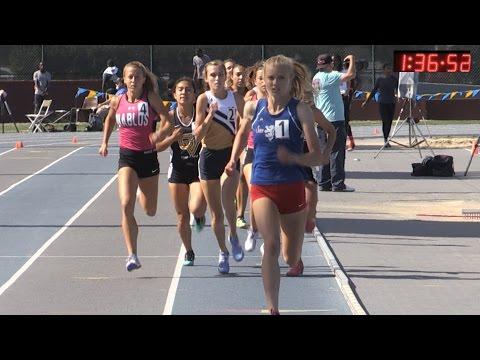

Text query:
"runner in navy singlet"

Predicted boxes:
[[155, 77, 207, 267]]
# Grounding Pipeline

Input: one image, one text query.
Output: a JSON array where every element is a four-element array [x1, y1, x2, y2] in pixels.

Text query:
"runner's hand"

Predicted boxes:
[[224, 159, 236, 176], [99, 143, 108, 157]]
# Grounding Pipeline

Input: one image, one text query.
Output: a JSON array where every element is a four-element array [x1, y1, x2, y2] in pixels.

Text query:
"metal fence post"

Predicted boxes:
[[371, 44, 375, 88], [150, 45, 153, 71]]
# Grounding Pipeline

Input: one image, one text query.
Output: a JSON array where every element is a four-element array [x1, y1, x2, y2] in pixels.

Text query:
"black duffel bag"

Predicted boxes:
[[430, 155, 454, 176], [411, 155, 454, 177], [411, 156, 433, 176]]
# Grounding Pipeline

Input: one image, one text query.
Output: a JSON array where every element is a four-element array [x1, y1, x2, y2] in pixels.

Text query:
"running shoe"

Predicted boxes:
[[286, 258, 304, 277], [218, 251, 230, 274], [332, 185, 355, 192], [236, 216, 248, 229], [126, 254, 142, 272], [229, 234, 244, 262], [194, 216, 206, 232], [183, 250, 195, 266], [244, 228, 259, 252]]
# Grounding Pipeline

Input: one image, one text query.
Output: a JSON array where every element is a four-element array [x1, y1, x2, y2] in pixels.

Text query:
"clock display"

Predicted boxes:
[[394, 51, 471, 72]]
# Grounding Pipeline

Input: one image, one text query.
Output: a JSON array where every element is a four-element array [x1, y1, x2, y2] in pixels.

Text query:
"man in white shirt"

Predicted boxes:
[[102, 59, 119, 94]]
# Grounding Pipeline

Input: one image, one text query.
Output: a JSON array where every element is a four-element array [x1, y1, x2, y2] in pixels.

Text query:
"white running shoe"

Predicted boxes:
[[218, 251, 230, 274], [245, 228, 259, 252], [126, 254, 142, 272]]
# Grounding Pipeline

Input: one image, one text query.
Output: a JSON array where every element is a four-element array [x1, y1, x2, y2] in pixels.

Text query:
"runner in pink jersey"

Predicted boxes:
[[231, 63, 250, 230], [241, 61, 266, 252], [99, 61, 171, 272]]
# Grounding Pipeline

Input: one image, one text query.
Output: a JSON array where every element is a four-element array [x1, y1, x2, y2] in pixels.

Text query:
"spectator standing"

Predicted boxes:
[[361, 63, 398, 147], [33, 62, 51, 113], [192, 48, 211, 94], [102, 59, 119, 94], [312, 53, 356, 192]]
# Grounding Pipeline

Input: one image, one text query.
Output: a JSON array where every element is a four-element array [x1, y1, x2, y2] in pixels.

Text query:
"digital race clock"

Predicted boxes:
[[394, 51, 471, 72]]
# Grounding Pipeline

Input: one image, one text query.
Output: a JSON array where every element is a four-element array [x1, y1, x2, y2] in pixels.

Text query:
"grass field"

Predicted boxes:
[[0, 122, 90, 133]]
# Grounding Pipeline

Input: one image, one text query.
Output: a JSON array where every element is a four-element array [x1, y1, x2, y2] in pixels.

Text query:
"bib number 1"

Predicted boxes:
[[274, 119, 289, 139]]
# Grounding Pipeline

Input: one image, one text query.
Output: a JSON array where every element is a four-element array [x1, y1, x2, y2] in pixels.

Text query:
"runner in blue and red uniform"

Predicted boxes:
[[226, 55, 329, 315]]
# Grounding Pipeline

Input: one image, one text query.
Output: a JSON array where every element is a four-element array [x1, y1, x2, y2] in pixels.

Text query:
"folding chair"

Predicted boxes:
[[25, 99, 53, 133], [75, 97, 98, 123]]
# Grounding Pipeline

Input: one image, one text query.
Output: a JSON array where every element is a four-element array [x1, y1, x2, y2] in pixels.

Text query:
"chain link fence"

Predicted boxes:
[[0, 45, 42, 80], [2, 45, 480, 90]]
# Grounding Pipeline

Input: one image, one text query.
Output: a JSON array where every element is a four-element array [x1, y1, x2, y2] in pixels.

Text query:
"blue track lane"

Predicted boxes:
[[171, 230, 352, 315], [0, 147, 117, 286]]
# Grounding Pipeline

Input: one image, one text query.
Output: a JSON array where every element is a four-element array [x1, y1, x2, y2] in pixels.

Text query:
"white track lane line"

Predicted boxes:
[[0, 148, 15, 156], [313, 228, 367, 315], [0, 147, 84, 198], [162, 245, 186, 315], [0, 174, 118, 297]]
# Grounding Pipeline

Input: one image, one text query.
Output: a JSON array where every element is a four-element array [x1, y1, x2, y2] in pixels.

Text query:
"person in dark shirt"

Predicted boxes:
[[361, 63, 398, 147]]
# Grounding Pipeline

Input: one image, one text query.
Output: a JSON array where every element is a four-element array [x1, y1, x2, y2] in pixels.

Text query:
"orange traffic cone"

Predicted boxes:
[[72, 136, 78, 144], [15, 141, 23, 149], [373, 128, 380, 135]]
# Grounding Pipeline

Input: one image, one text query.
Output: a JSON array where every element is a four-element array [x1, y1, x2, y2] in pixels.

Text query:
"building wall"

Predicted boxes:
[[0, 80, 101, 122]]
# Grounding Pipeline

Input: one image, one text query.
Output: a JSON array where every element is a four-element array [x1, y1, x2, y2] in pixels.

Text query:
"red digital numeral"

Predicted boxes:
[[401, 54, 408, 71], [395, 51, 470, 72], [446, 54, 458, 72], [414, 53, 426, 72], [427, 53, 439, 72], [460, 53, 471, 72]]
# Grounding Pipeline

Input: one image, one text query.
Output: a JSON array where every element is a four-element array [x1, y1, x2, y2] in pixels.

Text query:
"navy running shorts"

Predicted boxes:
[[199, 147, 240, 180]]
